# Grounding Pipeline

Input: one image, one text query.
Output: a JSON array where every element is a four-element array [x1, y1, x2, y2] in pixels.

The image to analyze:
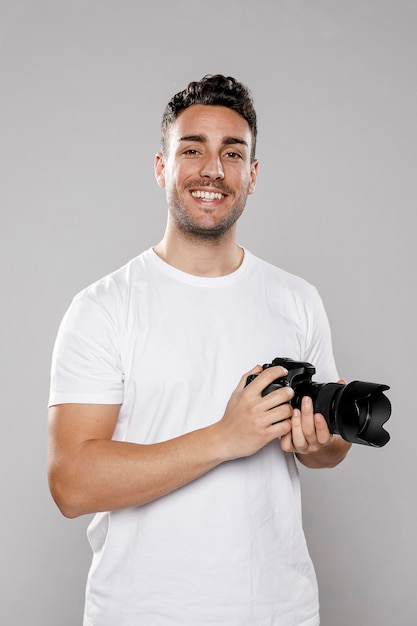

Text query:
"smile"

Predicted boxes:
[[191, 191, 225, 200]]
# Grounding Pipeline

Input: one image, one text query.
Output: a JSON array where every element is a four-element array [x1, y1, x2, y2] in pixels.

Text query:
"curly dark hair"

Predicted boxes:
[[160, 74, 257, 162]]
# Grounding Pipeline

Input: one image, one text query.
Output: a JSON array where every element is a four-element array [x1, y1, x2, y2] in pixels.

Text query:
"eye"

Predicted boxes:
[[224, 151, 243, 160], [182, 149, 200, 156]]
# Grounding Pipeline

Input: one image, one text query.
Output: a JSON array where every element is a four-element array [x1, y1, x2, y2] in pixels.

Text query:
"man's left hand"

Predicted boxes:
[[279, 381, 352, 468], [280, 395, 333, 455]]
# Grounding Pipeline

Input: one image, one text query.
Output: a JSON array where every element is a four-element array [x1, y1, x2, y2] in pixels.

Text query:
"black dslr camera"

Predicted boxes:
[[246, 357, 391, 447]]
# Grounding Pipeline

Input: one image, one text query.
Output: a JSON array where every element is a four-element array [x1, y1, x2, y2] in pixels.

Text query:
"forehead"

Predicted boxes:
[[168, 104, 252, 147]]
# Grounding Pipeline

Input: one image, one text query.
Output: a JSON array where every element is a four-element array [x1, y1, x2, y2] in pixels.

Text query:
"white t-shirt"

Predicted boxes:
[[49, 248, 338, 626]]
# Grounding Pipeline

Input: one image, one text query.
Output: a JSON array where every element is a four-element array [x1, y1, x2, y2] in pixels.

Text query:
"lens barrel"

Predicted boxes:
[[314, 381, 391, 447]]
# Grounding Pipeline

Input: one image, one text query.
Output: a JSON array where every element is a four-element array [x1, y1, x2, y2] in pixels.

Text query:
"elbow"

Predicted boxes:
[[48, 468, 88, 519]]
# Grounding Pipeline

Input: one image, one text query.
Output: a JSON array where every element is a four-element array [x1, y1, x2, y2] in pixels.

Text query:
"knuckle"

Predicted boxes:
[[264, 368, 284, 384], [280, 440, 290, 452], [280, 434, 292, 450], [303, 426, 316, 439]]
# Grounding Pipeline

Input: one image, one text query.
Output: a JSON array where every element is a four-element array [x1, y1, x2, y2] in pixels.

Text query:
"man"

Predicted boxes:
[[48, 74, 351, 625]]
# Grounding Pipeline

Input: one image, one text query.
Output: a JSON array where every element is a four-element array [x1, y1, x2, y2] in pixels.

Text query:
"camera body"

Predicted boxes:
[[246, 357, 391, 447]]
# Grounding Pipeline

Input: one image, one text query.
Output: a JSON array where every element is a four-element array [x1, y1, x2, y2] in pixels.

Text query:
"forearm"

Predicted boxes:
[[48, 365, 297, 518], [295, 435, 351, 469], [50, 423, 226, 518]]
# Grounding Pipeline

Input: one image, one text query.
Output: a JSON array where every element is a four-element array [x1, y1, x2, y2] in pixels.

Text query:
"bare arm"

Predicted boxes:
[[48, 365, 295, 518]]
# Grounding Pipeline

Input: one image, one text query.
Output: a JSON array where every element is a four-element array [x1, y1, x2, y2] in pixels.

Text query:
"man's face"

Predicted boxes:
[[155, 104, 258, 241]]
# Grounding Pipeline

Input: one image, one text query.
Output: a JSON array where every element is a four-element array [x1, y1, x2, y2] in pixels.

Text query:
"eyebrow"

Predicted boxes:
[[179, 135, 248, 148]]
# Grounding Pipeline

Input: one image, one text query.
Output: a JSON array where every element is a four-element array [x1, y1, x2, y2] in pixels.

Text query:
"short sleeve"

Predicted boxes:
[[303, 286, 339, 383], [48, 285, 125, 407]]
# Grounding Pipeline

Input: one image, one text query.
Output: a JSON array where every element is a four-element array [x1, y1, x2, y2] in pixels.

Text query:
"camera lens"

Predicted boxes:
[[330, 381, 391, 447]]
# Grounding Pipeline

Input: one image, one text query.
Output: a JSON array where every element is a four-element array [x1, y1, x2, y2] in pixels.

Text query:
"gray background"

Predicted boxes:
[[1, 0, 415, 624]]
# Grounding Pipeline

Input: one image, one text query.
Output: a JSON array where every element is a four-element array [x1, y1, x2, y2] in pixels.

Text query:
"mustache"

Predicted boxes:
[[184, 180, 235, 196]]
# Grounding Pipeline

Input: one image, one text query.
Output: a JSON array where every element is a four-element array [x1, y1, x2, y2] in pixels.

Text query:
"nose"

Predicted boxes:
[[199, 153, 224, 180]]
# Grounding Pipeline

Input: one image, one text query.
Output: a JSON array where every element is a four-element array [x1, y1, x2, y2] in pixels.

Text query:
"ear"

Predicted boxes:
[[248, 159, 259, 195], [154, 152, 166, 188]]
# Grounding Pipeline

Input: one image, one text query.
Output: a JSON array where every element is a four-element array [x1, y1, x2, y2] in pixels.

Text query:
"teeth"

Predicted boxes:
[[191, 190, 224, 200]]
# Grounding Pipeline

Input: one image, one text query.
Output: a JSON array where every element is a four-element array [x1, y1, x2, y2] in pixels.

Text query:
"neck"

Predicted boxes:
[[154, 224, 244, 277]]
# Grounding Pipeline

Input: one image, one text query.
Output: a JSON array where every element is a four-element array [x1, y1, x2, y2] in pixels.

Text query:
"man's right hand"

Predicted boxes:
[[216, 364, 294, 460]]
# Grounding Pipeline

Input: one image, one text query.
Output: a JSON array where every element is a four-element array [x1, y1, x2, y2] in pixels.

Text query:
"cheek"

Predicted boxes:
[[166, 164, 185, 186]]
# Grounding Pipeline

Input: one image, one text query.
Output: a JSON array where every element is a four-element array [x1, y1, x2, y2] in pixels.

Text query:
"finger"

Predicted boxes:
[[268, 416, 293, 438], [264, 400, 294, 427], [289, 408, 309, 452], [236, 365, 263, 390], [260, 385, 294, 412], [245, 365, 289, 396], [313, 413, 332, 445], [280, 430, 296, 453], [299, 396, 317, 444]]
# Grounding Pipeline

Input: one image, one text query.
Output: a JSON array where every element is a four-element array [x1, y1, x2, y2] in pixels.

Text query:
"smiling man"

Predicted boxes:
[[155, 103, 257, 252], [48, 75, 350, 626]]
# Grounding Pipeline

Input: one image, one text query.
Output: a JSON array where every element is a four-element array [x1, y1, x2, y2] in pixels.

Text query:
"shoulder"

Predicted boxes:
[[246, 250, 318, 297], [244, 251, 328, 329], [73, 249, 153, 308]]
